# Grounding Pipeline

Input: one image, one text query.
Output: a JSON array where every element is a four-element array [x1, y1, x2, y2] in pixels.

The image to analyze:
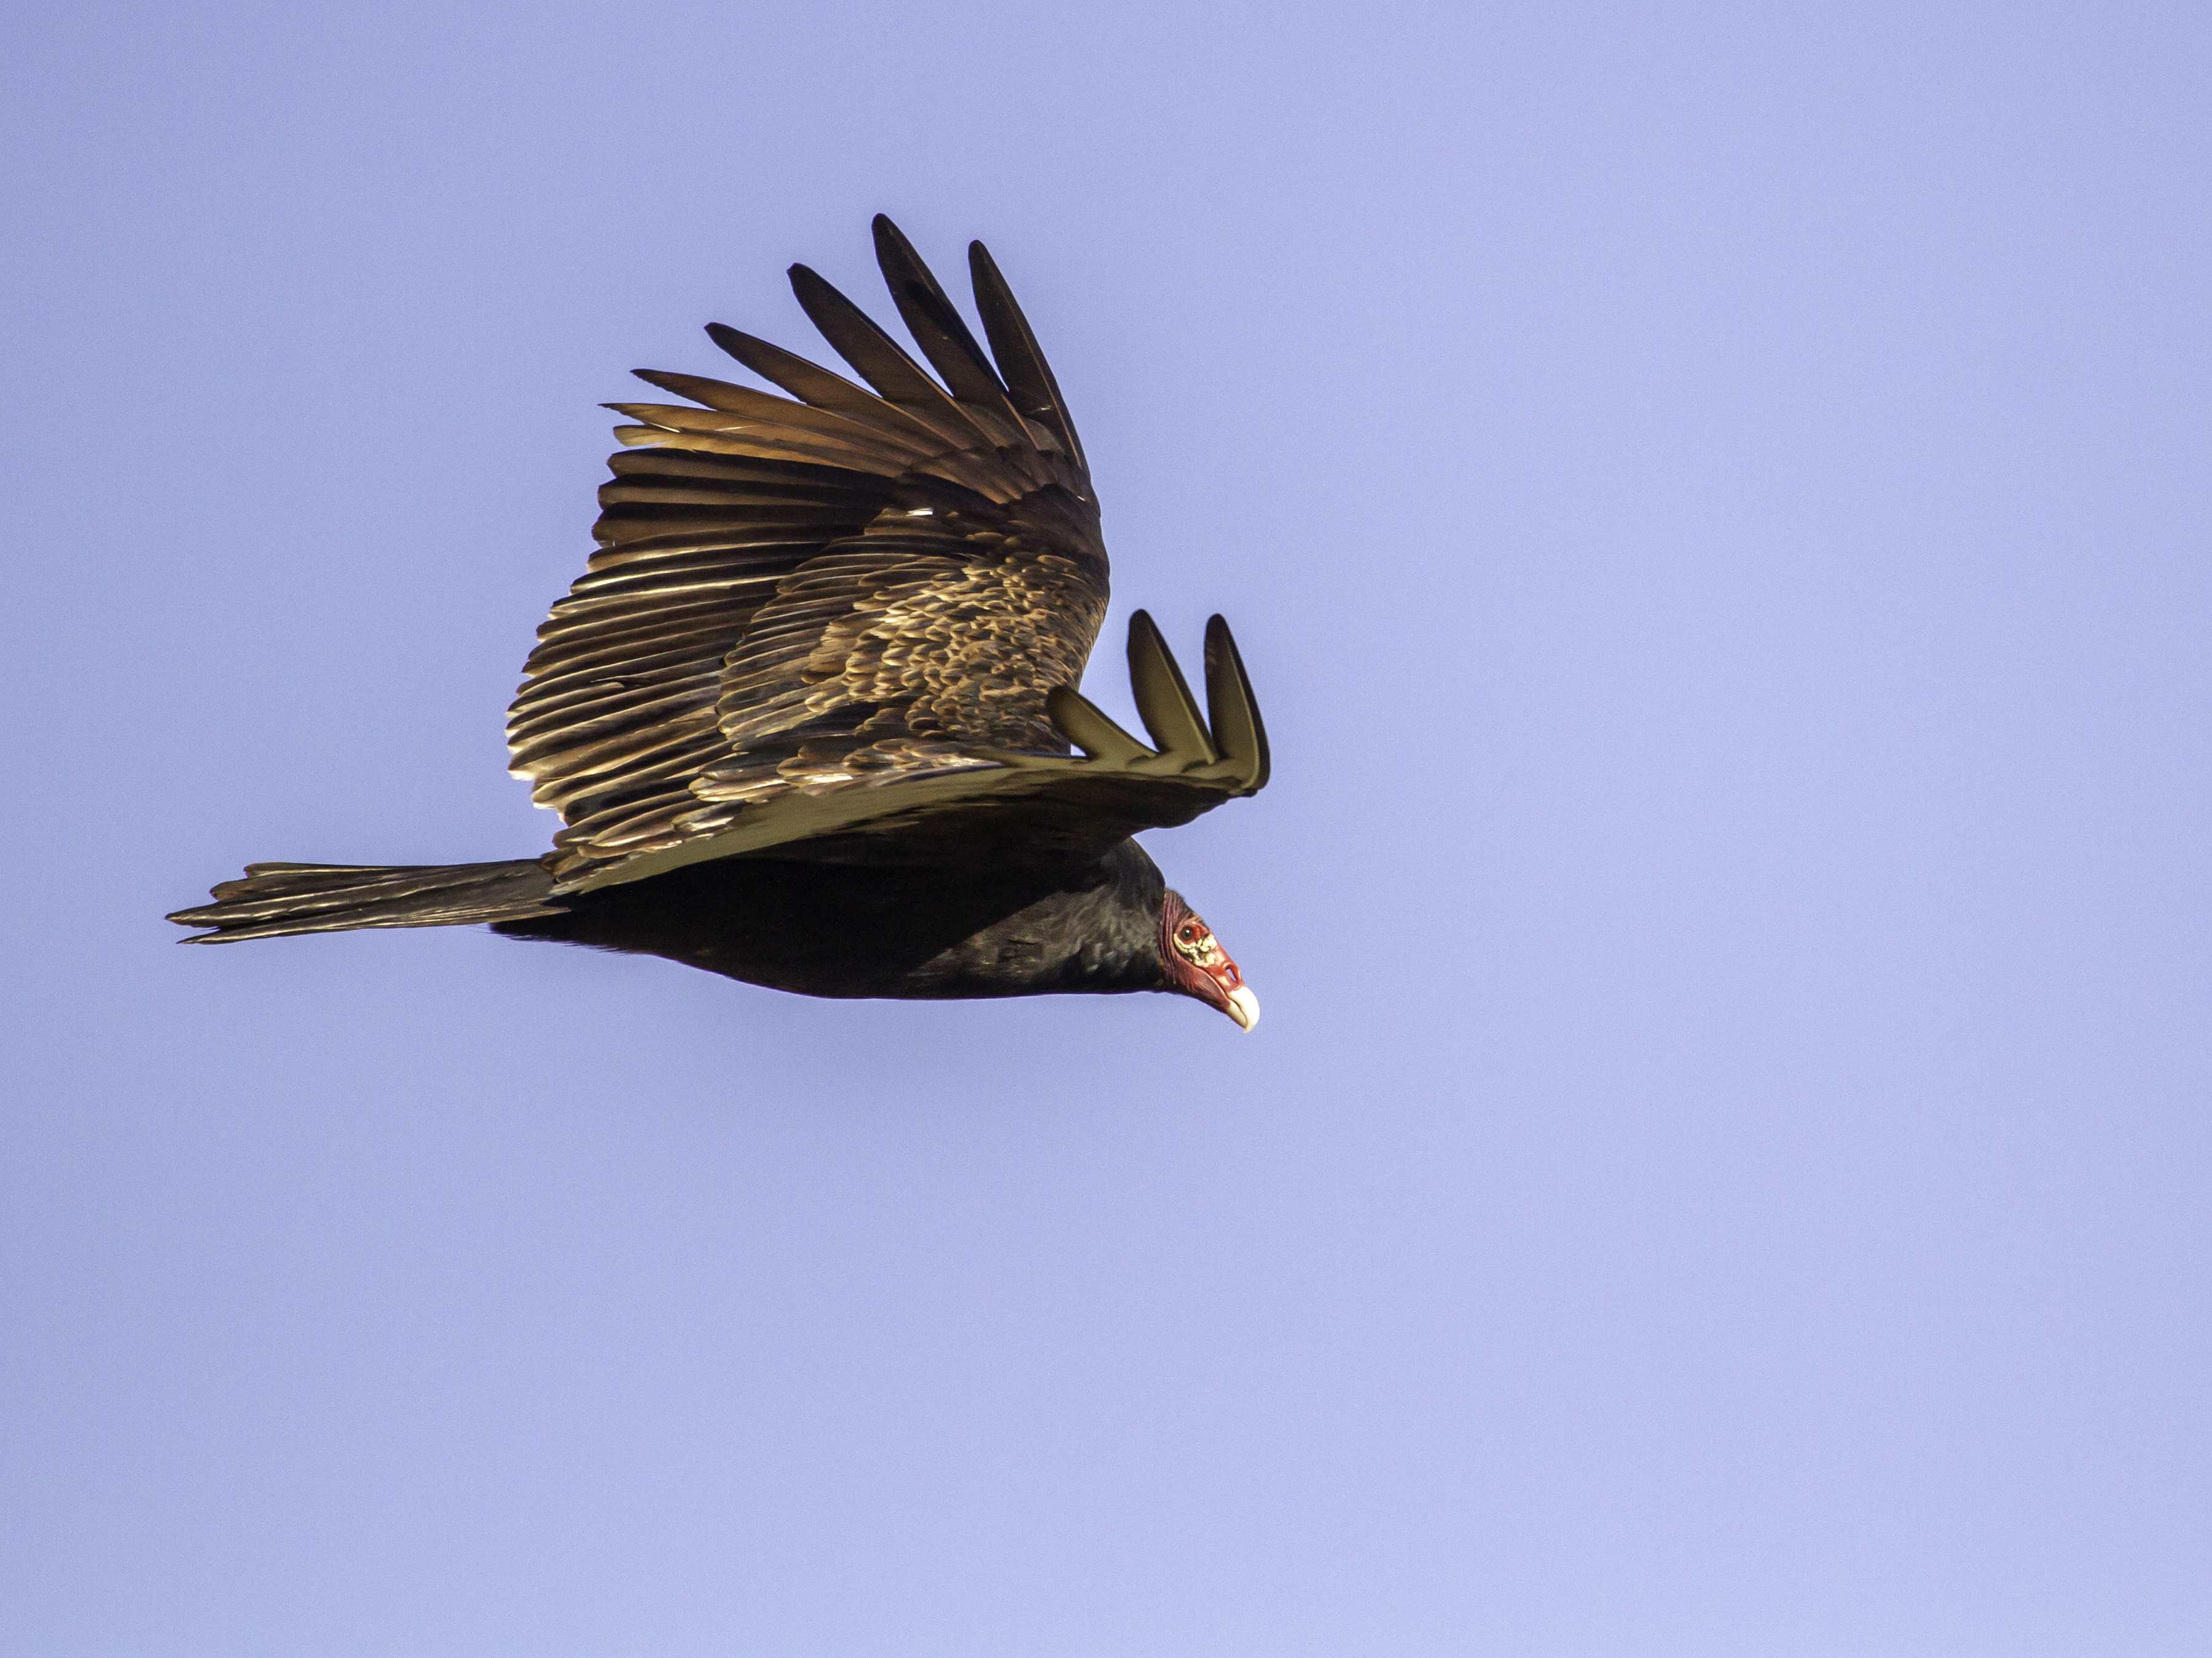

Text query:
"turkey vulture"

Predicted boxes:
[[170, 216, 1271, 1030]]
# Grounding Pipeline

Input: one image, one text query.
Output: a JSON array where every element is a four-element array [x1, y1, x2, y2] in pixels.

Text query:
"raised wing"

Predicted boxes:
[[508, 217, 1107, 880], [552, 611, 1271, 890]]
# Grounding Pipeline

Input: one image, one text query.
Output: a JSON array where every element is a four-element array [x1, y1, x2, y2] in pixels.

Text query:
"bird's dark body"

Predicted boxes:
[[495, 839, 1167, 1001]]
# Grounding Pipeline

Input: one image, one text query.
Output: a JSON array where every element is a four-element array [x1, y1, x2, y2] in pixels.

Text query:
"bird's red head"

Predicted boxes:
[[1160, 891, 1259, 1031]]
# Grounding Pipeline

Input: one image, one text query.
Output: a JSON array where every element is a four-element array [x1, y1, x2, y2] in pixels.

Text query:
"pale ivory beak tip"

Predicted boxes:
[[1226, 985, 1261, 1032]]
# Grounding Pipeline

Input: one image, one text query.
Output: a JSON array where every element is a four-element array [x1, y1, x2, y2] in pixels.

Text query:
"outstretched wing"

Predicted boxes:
[[509, 216, 1270, 887], [552, 609, 1270, 890], [508, 217, 1107, 880]]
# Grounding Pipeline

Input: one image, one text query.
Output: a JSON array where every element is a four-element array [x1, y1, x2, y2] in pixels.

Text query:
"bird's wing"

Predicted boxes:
[[549, 610, 1270, 891], [508, 216, 1109, 880]]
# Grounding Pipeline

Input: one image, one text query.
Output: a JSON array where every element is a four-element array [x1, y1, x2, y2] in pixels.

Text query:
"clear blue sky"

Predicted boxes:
[[4, 2, 2208, 1653]]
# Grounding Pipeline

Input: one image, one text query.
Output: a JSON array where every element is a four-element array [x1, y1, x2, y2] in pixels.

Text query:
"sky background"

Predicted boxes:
[[4, 2, 2209, 1653]]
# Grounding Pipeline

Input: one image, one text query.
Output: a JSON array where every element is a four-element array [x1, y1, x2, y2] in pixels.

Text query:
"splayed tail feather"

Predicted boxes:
[[169, 859, 567, 943]]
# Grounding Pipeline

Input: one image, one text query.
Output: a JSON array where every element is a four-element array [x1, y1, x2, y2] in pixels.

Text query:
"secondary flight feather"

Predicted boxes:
[[171, 216, 1271, 1030]]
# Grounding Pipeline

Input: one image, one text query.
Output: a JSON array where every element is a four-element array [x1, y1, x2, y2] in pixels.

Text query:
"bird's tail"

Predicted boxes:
[[168, 858, 567, 943]]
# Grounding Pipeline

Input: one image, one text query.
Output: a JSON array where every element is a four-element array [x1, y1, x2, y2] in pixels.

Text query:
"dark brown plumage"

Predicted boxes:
[[170, 216, 1269, 1029]]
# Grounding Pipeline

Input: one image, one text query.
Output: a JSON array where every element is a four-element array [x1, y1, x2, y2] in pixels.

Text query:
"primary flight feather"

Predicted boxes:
[[170, 216, 1270, 1030]]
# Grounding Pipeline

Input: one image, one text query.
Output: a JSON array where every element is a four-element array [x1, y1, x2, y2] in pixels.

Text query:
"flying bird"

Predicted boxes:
[[170, 216, 1271, 1030]]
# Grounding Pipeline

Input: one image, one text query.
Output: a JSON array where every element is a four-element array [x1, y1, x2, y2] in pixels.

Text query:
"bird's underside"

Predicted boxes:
[[170, 215, 1271, 1026], [495, 839, 1175, 1002]]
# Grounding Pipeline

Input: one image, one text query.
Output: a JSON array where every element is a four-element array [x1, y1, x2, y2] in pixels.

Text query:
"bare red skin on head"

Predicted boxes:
[[1159, 890, 1249, 1020]]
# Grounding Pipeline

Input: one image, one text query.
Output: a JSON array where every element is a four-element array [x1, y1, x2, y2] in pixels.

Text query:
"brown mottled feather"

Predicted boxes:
[[507, 221, 1108, 879]]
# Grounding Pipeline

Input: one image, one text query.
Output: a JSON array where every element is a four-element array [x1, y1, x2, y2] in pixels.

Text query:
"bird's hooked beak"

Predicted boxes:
[[1225, 983, 1261, 1032]]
